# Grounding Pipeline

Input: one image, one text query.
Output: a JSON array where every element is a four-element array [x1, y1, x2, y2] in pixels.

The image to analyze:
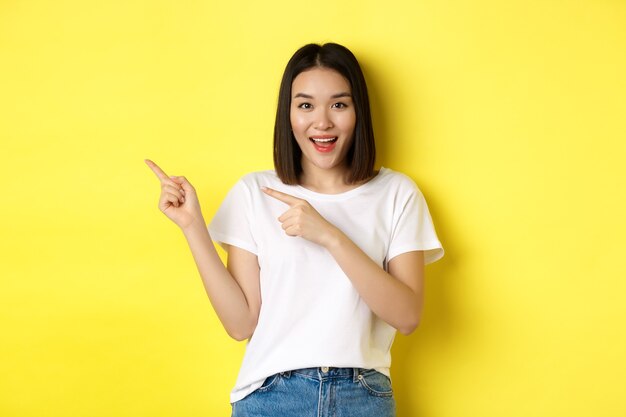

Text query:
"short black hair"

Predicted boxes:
[[273, 43, 376, 185]]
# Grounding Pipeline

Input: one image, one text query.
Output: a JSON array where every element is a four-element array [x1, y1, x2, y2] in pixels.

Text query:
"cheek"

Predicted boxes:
[[339, 111, 356, 134], [290, 113, 309, 136]]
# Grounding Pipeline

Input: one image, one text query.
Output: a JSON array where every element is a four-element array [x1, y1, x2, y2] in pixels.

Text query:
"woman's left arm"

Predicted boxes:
[[263, 187, 425, 335], [326, 235, 424, 335]]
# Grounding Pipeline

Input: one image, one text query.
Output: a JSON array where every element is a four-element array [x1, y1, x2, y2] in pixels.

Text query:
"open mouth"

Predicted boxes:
[[309, 136, 338, 153]]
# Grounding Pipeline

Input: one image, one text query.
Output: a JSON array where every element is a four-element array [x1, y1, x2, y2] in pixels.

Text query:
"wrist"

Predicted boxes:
[[322, 226, 346, 251], [180, 216, 208, 236]]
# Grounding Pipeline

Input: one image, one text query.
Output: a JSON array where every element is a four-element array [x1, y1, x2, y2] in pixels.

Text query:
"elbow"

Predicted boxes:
[[398, 322, 419, 336], [228, 330, 251, 342], [226, 326, 253, 341], [397, 313, 421, 336], [397, 297, 424, 335], [225, 318, 257, 342]]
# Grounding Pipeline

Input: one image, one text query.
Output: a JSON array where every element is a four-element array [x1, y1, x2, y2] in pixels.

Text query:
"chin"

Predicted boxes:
[[310, 157, 343, 170]]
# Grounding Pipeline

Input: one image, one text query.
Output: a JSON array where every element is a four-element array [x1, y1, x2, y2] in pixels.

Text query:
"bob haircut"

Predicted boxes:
[[273, 43, 376, 185]]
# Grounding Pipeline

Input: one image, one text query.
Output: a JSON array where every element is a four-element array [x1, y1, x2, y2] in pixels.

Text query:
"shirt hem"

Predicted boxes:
[[208, 230, 258, 256]]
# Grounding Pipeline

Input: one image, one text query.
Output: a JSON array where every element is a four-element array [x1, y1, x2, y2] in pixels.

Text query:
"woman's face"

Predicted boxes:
[[290, 67, 356, 175]]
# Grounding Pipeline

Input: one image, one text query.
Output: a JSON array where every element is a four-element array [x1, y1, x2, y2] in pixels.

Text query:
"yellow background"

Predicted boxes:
[[1, 0, 625, 416]]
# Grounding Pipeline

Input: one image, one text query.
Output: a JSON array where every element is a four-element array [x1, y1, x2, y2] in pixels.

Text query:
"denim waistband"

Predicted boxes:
[[281, 367, 365, 382]]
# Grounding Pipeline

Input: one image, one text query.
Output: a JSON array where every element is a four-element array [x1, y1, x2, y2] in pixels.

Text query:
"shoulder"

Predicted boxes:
[[376, 167, 424, 197], [235, 170, 282, 190], [217, 170, 281, 209]]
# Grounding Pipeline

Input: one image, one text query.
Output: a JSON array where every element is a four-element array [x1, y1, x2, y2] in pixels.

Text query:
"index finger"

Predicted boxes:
[[144, 159, 169, 181], [261, 187, 303, 206]]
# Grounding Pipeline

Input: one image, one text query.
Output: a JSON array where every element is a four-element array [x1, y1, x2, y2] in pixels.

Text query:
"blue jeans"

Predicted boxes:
[[231, 367, 396, 417]]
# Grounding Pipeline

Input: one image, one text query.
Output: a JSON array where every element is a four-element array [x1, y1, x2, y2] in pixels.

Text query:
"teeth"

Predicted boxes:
[[311, 137, 337, 143]]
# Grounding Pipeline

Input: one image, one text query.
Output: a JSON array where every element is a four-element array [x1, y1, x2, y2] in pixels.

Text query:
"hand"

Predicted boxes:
[[262, 187, 340, 248], [145, 159, 204, 229]]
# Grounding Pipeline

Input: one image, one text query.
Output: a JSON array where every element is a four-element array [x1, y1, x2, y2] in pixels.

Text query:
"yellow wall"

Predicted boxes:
[[1, 1, 625, 416]]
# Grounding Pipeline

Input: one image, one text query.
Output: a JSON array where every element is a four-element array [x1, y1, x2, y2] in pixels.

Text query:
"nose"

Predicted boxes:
[[314, 109, 333, 130]]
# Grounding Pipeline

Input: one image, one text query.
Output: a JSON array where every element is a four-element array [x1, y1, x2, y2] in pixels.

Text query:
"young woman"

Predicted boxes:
[[146, 43, 443, 417]]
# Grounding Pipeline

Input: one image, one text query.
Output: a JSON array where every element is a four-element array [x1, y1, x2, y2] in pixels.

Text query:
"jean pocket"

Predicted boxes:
[[356, 370, 393, 397], [256, 373, 281, 393]]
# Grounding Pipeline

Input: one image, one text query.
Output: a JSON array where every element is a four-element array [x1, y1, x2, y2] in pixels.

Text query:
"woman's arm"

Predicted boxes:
[[262, 187, 424, 335], [182, 224, 261, 341], [146, 160, 261, 341], [326, 235, 424, 335]]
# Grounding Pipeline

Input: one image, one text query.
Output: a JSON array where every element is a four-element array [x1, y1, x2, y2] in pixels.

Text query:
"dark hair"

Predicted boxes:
[[273, 43, 376, 185]]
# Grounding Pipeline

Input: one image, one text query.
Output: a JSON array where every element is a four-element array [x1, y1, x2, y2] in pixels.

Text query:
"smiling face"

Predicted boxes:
[[290, 67, 357, 177]]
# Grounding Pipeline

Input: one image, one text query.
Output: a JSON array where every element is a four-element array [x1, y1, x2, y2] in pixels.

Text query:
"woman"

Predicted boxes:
[[146, 43, 443, 416]]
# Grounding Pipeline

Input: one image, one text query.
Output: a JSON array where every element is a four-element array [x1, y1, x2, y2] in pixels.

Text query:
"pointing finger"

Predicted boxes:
[[145, 159, 169, 181], [261, 187, 303, 206]]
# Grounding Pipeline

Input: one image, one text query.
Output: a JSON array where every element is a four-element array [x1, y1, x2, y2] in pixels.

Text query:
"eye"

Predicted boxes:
[[332, 102, 348, 109], [297, 102, 313, 109]]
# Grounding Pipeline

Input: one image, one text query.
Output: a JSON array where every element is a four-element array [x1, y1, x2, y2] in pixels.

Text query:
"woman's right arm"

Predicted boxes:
[[145, 160, 261, 341]]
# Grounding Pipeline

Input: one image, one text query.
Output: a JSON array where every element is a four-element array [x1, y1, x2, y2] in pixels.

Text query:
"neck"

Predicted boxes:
[[299, 161, 352, 194]]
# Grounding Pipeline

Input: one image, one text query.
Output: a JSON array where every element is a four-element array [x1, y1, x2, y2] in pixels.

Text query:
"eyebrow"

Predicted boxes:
[[293, 92, 352, 99]]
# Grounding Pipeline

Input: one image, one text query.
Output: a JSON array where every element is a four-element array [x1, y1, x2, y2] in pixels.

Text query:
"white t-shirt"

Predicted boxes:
[[208, 167, 444, 403]]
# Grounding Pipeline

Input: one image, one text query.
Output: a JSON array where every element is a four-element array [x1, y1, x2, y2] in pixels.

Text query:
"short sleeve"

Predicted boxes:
[[208, 179, 258, 255], [387, 183, 444, 265]]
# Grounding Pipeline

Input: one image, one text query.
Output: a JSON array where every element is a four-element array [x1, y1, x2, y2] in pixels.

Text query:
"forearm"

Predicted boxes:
[[260, 186, 423, 334], [181, 220, 257, 340], [325, 230, 423, 335]]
